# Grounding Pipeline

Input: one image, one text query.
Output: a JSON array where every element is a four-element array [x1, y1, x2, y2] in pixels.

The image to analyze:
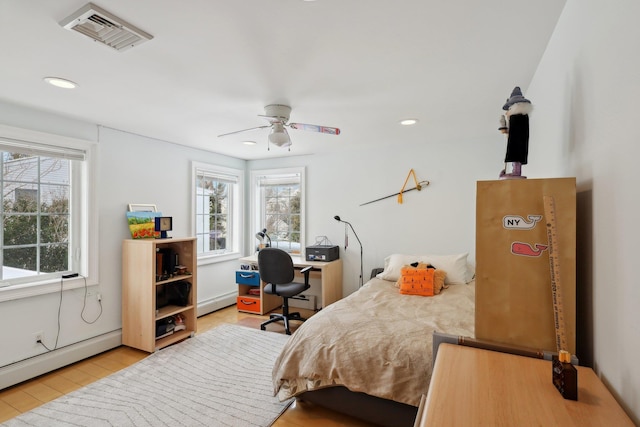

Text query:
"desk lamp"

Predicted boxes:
[[255, 228, 271, 249], [334, 215, 363, 287]]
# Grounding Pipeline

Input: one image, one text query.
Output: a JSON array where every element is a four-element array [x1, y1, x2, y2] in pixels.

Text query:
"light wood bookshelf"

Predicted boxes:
[[122, 237, 197, 352]]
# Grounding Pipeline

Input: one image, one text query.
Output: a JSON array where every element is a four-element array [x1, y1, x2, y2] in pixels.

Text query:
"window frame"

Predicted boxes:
[[250, 167, 305, 255], [191, 161, 243, 265], [0, 124, 98, 302]]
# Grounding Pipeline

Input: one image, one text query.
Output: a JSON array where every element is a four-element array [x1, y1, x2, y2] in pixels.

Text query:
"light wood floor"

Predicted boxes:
[[0, 305, 375, 426]]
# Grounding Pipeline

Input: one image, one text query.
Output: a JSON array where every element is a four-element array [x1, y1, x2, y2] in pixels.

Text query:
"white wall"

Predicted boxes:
[[249, 132, 503, 295], [527, 0, 640, 422], [0, 101, 245, 386], [96, 127, 245, 315]]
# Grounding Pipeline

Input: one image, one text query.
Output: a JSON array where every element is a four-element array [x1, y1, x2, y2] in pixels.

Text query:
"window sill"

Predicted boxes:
[[197, 251, 242, 266], [0, 276, 96, 303]]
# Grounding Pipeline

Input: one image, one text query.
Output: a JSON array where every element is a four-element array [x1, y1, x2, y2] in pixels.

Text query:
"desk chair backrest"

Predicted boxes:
[[258, 247, 294, 287]]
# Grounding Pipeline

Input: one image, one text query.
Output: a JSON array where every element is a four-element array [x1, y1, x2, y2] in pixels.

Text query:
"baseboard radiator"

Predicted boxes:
[[197, 292, 237, 317], [0, 330, 122, 391]]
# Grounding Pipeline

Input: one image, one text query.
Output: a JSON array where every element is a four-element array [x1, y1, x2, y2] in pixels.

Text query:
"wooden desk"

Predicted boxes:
[[238, 254, 342, 309], [415, 343, 633, 427]]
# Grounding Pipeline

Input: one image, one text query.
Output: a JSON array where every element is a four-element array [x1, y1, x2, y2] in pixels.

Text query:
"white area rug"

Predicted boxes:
[[3, 324, 292, 426]]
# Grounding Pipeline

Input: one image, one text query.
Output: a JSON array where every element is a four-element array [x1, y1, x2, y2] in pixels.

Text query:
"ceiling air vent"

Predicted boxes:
[[59, 3, 153, 52]]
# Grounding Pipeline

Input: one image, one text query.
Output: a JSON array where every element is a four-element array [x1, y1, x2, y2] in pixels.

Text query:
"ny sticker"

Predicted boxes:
[[503, 214, 543, 230]]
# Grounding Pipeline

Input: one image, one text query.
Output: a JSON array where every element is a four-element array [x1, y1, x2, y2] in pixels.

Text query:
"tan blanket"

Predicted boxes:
[[272, 278, 475, 406]]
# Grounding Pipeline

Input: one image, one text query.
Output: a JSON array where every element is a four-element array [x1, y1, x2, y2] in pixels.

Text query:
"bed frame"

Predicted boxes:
[[299, 386, 418, 427]]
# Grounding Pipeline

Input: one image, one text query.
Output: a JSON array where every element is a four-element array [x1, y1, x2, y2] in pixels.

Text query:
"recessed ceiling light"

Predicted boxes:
[[399, 118, 419, 126], [43, 77, 78, 89], [243, 140, 257, 146]]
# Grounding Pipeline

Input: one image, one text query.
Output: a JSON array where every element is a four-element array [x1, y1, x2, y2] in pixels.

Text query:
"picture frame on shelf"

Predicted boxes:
[[128, 203, 157, 212], [126, 211, 162, 239]]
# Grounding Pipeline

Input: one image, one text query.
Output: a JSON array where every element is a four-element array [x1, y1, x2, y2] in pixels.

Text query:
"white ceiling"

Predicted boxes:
[[0, 1, 566, 160]]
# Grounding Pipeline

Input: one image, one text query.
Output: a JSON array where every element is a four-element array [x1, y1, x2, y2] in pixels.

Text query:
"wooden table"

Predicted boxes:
[[414, 343, 634, 426]]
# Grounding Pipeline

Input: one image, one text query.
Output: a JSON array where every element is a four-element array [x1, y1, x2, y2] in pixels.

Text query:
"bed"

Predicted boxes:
[[272, 253, 476, 426]]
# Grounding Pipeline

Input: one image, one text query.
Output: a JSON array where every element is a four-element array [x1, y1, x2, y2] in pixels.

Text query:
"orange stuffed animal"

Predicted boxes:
[[397, 262, 447, 296]]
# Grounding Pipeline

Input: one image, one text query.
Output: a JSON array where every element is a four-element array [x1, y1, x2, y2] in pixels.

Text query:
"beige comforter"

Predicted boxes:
[[272, 277, 475, 406]]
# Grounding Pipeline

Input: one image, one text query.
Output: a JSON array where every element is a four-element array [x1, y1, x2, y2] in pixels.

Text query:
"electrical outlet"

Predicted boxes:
[[96, 292, 102, 301], [34, 331, 44, 344]]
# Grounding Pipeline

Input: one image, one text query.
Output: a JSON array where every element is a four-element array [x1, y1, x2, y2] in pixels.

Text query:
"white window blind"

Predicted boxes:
[[256, 172, 300, 186], [196, 169, 238, 184], [0, 137, 86, 161]]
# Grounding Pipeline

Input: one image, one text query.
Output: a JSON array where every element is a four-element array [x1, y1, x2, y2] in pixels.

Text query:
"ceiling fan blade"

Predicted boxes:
[[217, 124, 271, 138], [289, 123, 341, 135]]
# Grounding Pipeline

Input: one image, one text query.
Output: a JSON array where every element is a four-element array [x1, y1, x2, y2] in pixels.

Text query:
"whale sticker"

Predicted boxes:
[[503, 214, 543, 230], [511, 241, 548, 257]]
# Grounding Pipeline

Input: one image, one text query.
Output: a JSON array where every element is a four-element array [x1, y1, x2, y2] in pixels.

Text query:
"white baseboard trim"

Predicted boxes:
[[197, 291, 237, 317], [1, 293, 238, 392], [0, 330, 122, 391]]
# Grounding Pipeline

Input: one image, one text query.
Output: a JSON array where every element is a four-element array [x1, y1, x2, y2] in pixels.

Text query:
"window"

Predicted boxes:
[[2, 154, 70, 278], [192, 162, 242, 261], [0, 124, 97, 295], [251, 167, 305, 254]]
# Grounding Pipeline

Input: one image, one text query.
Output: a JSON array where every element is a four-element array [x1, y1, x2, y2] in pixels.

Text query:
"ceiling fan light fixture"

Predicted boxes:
[[268, 123, 291, 147]]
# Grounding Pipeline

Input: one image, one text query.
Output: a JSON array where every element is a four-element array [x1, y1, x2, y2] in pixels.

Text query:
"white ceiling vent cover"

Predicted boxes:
[[59, 3, 153, 52]]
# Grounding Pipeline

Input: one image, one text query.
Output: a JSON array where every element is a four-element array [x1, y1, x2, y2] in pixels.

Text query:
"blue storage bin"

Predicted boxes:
[[236, 271, 260, 286]]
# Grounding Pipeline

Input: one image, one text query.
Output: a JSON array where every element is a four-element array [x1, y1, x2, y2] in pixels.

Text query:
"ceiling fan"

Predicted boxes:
[[218, 104, 340, 149]]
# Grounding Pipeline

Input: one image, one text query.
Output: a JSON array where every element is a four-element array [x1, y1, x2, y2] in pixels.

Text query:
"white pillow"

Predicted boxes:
[[421, 253, 469, 285], [377, 253, 470, 285], [376, 254, 420, 282]]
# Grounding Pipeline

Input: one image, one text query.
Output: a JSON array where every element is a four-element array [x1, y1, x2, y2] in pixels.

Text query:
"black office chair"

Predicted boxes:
[[258, 247, 312, 335]]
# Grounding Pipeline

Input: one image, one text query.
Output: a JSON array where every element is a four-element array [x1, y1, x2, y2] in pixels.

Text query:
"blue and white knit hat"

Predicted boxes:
[[502, 86, 531, 110]]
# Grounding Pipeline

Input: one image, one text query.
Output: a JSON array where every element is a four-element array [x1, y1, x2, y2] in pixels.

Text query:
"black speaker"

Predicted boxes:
[[157, 248, 178, 275]]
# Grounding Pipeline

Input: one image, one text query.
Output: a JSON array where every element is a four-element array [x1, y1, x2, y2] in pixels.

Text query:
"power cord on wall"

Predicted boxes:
[[37, 274, 103, 352], [81, 275, 103, 324], [36, 276, 64, 351]]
